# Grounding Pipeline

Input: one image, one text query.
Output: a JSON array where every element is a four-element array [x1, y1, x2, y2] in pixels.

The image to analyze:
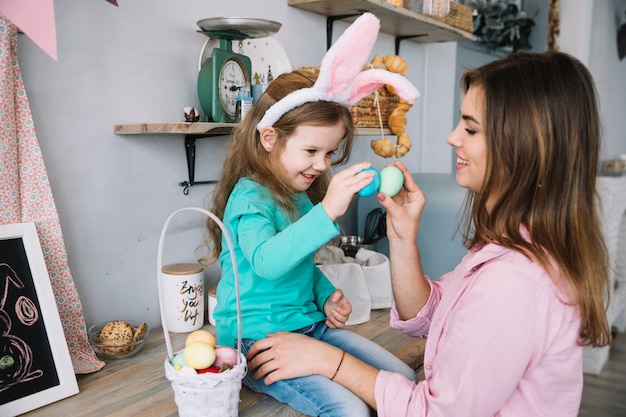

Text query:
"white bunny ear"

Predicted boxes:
[[348, 69, 420, 105], [315, 13, 380, 103]]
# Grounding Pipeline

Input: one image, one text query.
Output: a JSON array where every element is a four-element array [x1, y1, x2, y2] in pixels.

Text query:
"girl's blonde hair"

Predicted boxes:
[[204, 68, 354, 265], [459, 51, 611, 348]]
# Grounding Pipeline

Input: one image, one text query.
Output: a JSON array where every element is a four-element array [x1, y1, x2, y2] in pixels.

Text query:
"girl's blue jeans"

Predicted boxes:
[[240, 321, 416, 417]]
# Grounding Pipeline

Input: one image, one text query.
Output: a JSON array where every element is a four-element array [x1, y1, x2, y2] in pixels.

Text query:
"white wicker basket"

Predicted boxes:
[[157, 207, 246, 417]]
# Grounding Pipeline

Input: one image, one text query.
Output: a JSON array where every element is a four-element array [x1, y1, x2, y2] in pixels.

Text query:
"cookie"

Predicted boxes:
[[98, 320, 134, 355], [133, 322, 148, 342]]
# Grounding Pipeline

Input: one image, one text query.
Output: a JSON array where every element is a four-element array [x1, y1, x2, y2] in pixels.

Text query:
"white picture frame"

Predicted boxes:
[[0, 222, 78, 415]]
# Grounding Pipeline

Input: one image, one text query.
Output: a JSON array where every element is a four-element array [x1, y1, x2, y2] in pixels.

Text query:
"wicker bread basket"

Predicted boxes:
[[301, 65, 398, 128], [350, 86, 398, 128], [429, 2, 474, 33]]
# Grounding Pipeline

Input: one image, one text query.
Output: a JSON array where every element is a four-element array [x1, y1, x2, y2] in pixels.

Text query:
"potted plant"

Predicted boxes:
[[462, 0, 535, 52]]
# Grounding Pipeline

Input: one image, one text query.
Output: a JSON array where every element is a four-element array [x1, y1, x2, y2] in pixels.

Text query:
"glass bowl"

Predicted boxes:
[[88, 320, 150, 360]]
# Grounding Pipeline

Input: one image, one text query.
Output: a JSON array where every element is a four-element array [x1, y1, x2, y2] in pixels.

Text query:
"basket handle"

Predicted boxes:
[[156, 207, 242, 366]]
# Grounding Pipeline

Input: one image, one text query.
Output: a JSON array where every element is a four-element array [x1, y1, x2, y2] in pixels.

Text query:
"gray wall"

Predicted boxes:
[[15, 0, 626, 329]]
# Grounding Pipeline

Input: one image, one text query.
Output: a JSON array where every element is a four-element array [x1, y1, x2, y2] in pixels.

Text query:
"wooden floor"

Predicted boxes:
[[17, 310, 626, 417], [578, 329, 626, 417]]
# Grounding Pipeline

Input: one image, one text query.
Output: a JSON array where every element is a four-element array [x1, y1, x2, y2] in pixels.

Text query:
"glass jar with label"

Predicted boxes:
[[236, 90, 253, 122]]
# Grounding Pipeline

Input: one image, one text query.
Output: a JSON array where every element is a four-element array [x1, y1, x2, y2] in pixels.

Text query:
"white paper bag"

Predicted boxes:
[[315, 245, 392, 324], [315, 246, 371, 325], [356, 248, 393, 309]]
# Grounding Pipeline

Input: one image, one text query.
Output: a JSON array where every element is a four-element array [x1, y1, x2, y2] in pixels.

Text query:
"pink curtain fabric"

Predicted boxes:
[[0, 15, 104, 374]]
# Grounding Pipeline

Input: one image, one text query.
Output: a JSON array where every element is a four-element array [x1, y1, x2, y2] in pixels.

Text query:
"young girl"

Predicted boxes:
[[205, 13, 420, 417], [247, 51, 612, 417]]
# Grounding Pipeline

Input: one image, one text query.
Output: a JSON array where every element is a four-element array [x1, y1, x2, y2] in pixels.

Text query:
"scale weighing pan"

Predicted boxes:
[[197, 17, 282, 39]]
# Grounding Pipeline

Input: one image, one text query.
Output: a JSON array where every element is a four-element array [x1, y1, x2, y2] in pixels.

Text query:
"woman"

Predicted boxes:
[[247, 51, 612, 416]]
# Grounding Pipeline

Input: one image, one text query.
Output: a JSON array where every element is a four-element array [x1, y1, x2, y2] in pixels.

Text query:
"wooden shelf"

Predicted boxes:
[[114, 123, 236, 194], [114, 123, 391, 194], [114, 122, 234, 136], [114, 123, 390, 136], [288, 0, 476, 45]]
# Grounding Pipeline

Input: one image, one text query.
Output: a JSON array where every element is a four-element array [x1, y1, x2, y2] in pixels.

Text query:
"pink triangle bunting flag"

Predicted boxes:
[[0, 0, 57, 60]]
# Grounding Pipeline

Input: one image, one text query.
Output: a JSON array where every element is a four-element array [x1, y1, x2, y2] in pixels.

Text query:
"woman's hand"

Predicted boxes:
[[377, 161, 431, 319], [322, 162, 375, 221], [247, 332, 341, 385], [377, 161, 426, 244], [323, 289, 352, 329], [247, 332, 380, 408]]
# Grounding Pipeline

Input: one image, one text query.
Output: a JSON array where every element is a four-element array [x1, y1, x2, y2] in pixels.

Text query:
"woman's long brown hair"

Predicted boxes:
[[203, 68, 354, 265], [459, 51, 611, 348]]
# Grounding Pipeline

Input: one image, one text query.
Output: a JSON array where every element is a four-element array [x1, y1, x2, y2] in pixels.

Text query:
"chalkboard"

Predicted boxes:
[[0, 223, 78, 416]]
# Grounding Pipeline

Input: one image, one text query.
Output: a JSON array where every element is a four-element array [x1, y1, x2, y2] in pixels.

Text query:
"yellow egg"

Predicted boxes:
[[185, 329, 216, 348], [183, 342, 216, 370]]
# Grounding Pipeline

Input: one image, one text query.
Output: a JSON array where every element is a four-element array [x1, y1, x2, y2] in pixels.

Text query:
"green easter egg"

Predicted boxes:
[[171, 351, 187, 368], [379, 166, 404, 197]]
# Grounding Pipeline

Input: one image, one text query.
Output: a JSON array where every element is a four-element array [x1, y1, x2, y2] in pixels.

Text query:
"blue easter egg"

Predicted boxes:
[[379, 166, 404, 197], [358, 167, 381, 197]]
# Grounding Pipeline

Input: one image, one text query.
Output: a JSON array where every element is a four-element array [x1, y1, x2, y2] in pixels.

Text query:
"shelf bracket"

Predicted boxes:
[[179, 134, 219, 195], [326, 14, 363, 50], [394, 35, 428, 55]]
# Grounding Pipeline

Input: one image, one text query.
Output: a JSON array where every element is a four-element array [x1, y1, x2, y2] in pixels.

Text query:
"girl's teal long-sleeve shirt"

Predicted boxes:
[[214, 178, 340, 346]]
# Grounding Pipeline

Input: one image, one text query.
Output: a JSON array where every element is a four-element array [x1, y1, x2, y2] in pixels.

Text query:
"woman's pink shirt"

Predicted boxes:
[[375, 242, 583, 417]]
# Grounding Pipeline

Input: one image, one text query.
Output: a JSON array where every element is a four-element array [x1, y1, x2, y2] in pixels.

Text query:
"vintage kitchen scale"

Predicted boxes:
[[197, 17, 282, 123]]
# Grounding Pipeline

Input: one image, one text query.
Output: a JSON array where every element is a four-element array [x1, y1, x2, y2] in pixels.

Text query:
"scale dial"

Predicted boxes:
[[196, 17, 280, 123], [219, 58, 249, 118]]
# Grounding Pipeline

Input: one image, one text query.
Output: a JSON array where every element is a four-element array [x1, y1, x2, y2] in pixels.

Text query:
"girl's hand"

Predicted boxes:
[[322, 162, 374, 221], [377, 161, 426, 244], [247, 332, 342, 385], [323, 289, 352, 329]]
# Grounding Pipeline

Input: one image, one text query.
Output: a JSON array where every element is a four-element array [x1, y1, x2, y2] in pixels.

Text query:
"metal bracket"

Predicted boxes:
[[179, 134, 220, 195], [179, 124, 234, 194], [326, 14, 363, 50], [394, 35, 428, 55], [326, 15, 426, 55]]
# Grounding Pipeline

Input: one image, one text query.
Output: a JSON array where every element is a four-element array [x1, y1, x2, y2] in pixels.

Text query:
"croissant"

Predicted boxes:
[[396, 98, 412, 112], [395, 132, 412, 158], [368, 54, 414, 158], [370, 53, 385, 69], [371, 137, 396, 158], [388, 107, 407, 136], [383, 55, 408, 75]]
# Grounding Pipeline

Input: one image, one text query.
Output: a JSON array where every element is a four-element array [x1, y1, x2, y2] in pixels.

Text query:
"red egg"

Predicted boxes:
[[197, 366, 220, 374]]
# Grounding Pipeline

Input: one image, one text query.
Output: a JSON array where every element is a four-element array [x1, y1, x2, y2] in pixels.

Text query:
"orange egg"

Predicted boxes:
[[183, 342, 216, 370], [185, 329, 216, 347]]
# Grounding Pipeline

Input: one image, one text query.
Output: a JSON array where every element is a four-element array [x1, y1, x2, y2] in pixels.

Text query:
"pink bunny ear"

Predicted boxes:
[[257, 12, 420, 131], [348, 69, 420, 105], [315, 13, 380, 103]]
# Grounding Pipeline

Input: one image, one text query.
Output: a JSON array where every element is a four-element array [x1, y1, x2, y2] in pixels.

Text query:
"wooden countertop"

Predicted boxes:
[[21, 309, 425, 417]]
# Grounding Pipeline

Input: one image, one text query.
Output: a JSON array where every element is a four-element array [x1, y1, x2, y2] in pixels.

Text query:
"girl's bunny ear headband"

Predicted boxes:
[[257, 12, 420, 131]]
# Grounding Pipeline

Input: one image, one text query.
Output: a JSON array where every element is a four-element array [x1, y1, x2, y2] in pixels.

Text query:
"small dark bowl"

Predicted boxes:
[[88, 320, 150, 360]]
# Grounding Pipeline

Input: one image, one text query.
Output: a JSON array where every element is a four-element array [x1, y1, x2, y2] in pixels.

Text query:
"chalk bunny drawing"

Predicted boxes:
[[0, 263, 43, 393]]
